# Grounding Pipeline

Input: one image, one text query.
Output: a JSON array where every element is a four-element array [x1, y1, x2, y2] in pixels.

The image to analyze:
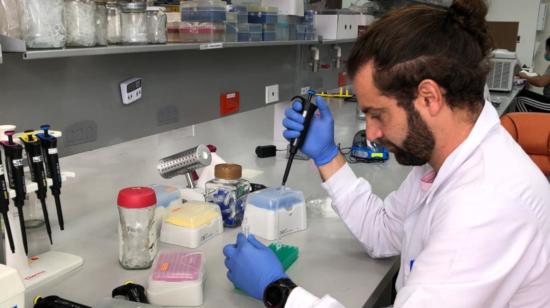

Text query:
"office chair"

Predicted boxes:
[[500, 112, 550, 176]]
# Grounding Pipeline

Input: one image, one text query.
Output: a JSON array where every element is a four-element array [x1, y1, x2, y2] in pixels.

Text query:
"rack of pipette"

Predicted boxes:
[[0, 125, 83, 292]]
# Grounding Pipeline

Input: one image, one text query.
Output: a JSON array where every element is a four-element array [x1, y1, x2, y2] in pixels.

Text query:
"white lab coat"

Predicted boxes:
[[285, 101, 550, 308]]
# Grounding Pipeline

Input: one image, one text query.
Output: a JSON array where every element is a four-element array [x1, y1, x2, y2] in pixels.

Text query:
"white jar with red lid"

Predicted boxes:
[[117, 186, 158, 269]]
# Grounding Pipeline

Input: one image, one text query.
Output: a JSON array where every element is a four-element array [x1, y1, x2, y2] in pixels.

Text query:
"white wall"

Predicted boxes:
[[487, 0, 541, 67]]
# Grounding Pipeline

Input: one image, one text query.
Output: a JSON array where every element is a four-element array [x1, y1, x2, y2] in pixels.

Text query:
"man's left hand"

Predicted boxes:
[[223, 233, 287, 300]]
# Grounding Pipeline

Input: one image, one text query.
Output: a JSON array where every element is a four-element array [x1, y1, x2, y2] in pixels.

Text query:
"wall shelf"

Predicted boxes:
[[0, 35, 355, 60]]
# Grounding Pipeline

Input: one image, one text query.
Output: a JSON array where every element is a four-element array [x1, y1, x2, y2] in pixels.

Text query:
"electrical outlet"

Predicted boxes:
[[300, 86, 310, 95], [265, 84, 279, 104], [157, 105, 179, 126], [63, 120, 97, 146]]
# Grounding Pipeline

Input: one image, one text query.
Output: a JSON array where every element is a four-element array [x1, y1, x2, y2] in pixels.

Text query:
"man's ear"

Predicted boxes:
[[415, 79, 444, 117]]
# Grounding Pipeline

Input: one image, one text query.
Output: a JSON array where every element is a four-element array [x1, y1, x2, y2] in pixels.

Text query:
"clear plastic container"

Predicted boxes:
[[0, 0, 22, 39], [167, 21, 180, 43], [237, 31, 249, 42], [106, 1, 122, 44], [262, 31, 275, 41], [180, 0, 226, 23], [65, 0, 96, 47], [121, 1, 147, 44], [226, 11, 238, 24], [147, 251, 205, 306], [117, 186, 158, 270], [248, 6, 277, 24], [205, 164, 251, 227], [152, 251, 203, 282], [20, 0, 66, 48], [95, 0, 108, 46], [146, 6, 167, 44], [275, 23, 288, 41], [295, 23, 306, 40], [225, 22, 237, 42], [161, 202, 223, 248], [227, 5, 247, 23], [179, 21, 224, 42]]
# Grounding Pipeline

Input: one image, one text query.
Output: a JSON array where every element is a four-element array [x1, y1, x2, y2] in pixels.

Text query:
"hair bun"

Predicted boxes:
[[448, 0, 488, 28], [448, 0, 491, 56]]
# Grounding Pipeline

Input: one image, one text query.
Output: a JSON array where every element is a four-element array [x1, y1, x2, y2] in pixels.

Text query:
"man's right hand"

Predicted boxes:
[[282, 96, 339, 166]]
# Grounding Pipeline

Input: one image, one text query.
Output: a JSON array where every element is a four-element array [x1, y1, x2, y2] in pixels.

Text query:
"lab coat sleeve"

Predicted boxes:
[[394, 187, 548, 308], [285, 287, 346, 308], [322, 163, 412, 258]]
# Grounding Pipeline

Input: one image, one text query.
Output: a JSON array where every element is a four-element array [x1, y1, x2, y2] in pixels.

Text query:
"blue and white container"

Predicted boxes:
[[205, 164, 251, 227], [242, 186, 307, 241]]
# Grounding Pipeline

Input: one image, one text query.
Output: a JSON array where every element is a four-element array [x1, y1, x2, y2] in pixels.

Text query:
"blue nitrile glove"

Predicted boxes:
[[282, 96, 338, 166], [223, 233, 287, 300]]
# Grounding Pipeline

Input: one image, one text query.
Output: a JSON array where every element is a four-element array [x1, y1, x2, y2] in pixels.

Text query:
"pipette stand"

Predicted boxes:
[[2, 171, 83, 292]]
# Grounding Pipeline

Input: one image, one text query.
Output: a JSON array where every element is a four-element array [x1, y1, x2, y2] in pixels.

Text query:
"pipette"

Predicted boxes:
[[282, 90, 318, 186], [36, 125, 64, 231], [20, 130, 53, 244], [1, 130, 29, 255], [0, 154, 15, 253]]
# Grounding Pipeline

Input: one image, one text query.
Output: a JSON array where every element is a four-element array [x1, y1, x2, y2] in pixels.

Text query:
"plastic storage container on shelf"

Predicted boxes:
[[205, 164, 251, 227], [160, 201, 223, 248], [225, 22, 238, 42], [64, 0, 97, 47], [20, 0, 66, 48], [120, 1, 148, 44], [247, 23, 262, 41], [179, 22, 224, 43], [242, 186, 307, 241], [248, 6, 277, 24], [146, 6, 167, 44], [295, 23, 306, 40], [147, 251, 205, 307], [166, 11, 180, 43], [262, 23, 275, 41], [262, 31, 275, 41], [180, 0, 226, 22], [227, 5, 247, 23], [276, 23, 289, 41]]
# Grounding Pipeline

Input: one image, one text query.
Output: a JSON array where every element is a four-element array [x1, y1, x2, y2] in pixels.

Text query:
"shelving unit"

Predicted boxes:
[[0, 34, 356, 61]]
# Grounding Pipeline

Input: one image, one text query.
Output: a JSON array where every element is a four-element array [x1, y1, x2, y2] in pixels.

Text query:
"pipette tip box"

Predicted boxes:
[[242, 186, 307, 241], [147, 250, 205, 307], [160, 201, 223, 248]]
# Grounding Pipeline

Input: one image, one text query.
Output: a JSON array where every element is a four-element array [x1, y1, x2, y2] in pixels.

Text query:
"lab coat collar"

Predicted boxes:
[[422, 101, 499, 204]]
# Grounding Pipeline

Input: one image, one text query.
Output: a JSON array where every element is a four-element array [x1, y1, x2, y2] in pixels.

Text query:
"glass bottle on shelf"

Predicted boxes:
[[120, 1, 147, 45], [106, 1, 122, 44], [20, 0, 66, 49], [64, 0, 96, 47]]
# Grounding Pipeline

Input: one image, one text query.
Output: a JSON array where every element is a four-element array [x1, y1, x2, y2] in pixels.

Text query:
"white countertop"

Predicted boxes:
[[18, 99, 411, 307]]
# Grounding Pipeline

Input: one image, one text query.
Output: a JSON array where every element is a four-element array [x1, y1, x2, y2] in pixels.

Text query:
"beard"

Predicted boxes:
[[375, 106, 435, 166]]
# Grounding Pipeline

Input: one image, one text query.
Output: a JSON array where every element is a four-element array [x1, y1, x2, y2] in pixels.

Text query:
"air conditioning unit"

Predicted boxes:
[[487, 50, 517, 92]]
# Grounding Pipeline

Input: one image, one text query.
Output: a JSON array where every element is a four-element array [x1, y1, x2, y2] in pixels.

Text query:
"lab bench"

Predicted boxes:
[[490, 84, 525, 116], [19, 100, 410, 307]]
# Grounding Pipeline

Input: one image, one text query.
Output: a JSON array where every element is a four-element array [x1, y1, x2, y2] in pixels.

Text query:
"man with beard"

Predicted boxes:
[[223, 0, 550, 307]]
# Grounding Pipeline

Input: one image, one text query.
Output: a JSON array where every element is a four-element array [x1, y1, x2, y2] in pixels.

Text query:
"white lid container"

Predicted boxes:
[[242, 186, 307, 241], [160, 201, 223, 248], [147, 251, 205, 307]]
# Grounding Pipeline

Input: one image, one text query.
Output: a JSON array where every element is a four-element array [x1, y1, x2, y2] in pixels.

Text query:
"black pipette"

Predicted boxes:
[[20, 130, 53, 244], [36, 125, 64, 230], [1, 130, 29, 255], [282, 90, 318, 186], [0, 154, 15, 253]]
